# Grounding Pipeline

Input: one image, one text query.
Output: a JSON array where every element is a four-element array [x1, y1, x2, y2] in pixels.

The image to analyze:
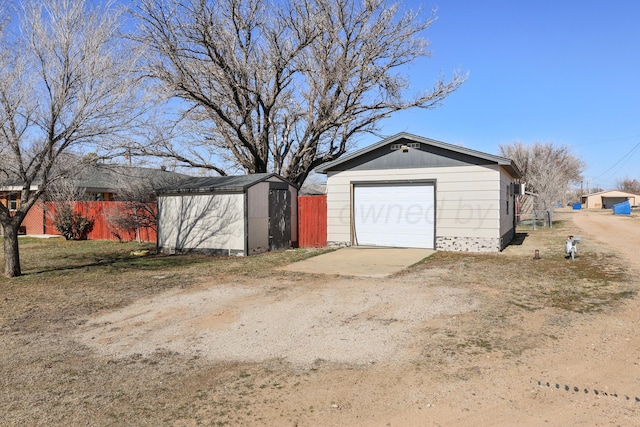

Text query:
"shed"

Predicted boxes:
[[315, 133, 522, 252], [156, 173, 298, 255], [580, 190, 640, 209]]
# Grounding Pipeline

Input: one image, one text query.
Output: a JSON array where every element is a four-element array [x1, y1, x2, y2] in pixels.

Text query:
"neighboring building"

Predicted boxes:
[[315, 133, 522, 252], [156, 173, 298, 256], [580, 190, 640, 209], [0, 164, 189, 235], [0, 163, 189, 207]]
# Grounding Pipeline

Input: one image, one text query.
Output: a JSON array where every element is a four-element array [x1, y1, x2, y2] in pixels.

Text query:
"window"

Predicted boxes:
[[506, 184, 510, 215], [8, 194, 18, 210]]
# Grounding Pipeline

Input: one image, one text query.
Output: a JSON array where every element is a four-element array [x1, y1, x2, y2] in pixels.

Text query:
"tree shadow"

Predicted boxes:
[[509, 232, 529, 246], [157, 194, 243, 255], [22, 250, 211, 276]]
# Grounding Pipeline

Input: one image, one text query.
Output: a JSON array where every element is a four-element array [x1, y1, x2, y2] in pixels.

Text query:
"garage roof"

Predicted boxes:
[[315, 132, 522, 178]]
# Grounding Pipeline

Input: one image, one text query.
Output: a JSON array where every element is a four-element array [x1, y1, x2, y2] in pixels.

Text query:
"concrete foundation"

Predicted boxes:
[[435, 236, 502, 252]]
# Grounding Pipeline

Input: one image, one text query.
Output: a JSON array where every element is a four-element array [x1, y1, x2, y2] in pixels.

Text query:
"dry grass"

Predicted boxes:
[[0, 224, 636, 426], [1, 239, 333, 426], [402, 219, 636, 369]]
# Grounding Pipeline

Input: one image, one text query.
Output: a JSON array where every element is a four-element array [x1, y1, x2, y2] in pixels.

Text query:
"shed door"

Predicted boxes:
[[268, 188, 291, 251], [353, 183, 435, 249]]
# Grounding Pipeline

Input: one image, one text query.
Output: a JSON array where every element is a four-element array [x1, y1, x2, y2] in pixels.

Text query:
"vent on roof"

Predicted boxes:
[[390, 142, 419, 150]]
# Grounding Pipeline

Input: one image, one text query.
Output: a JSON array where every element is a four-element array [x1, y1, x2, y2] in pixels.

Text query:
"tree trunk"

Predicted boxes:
[[3, 224, 21, 278]]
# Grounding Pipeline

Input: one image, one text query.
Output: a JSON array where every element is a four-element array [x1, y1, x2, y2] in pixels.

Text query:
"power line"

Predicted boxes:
[[572, 134, 640, 147], [594, 141, 640, 179]]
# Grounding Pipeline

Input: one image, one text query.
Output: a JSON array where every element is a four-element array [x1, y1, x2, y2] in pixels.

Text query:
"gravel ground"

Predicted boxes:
[[78, 278, 478, 366]]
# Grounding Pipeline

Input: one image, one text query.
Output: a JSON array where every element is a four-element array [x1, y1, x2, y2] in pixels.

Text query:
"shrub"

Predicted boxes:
[[53, 204, 94, 240]]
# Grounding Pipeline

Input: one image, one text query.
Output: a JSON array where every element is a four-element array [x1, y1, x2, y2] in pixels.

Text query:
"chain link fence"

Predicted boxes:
[[517, 207, 553, 230]]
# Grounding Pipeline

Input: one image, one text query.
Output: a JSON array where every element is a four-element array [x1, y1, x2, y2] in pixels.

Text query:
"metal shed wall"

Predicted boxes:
[[157, 174, 298, 255], [245, 176, 299, 253], [247, 182, 270, 255], [157, 193, 245, 255]]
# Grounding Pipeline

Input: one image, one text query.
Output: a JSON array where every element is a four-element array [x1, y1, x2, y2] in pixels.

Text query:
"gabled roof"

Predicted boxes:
[[315, 132, 522, 178], [583, 190, 640, 198], [157, 173, 295, 194]]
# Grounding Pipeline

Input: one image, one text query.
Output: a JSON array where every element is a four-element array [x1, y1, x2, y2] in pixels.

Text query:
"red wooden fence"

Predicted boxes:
[[42, 201, 157, 242], [20, 196, 323, 246], [297, 195, 327, 247]]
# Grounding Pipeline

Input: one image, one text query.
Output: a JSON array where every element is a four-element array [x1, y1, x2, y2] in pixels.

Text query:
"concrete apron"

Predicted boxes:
[[280, 247, 435, 278]]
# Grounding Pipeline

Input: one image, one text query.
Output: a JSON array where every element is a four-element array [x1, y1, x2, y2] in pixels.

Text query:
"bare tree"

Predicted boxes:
[[43, 174, 94, 240], [299, 172, 327, 195], [105, 181, 157, 243], [104, 172, 185, 243], [500, 142, 584, 210], [134, 0, 466, 186], [616, 177, 640, 194], [44, 170, 89, 204], [0, 0, 144, 277]]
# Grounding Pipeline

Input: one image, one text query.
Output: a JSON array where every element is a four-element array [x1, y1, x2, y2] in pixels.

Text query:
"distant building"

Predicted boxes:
[[0, 164, 189, 209], [580, 190, 640, 209], [0, 164, 189, 236]]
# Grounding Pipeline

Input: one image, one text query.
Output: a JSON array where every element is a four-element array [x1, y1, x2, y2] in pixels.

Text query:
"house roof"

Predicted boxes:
[[156, 173, 295, 194], [0, 163, 190, 193], [73, 165, 190, 192], [315, 132, 522, 178]]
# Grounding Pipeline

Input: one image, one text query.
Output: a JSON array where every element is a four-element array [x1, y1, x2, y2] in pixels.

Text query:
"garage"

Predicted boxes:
[[316, 132, 522, 253], [353, 182, 435, 248], [580, 190, 640, 209]]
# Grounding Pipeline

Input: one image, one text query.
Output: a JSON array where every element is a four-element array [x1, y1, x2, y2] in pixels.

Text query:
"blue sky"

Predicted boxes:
[[44, 0, 638, 188], [362, 0, 640, 189]]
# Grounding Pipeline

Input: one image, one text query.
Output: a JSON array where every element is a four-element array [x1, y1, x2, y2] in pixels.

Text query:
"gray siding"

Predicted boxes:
[[247, 182, 269, 255], [332, 142, 495, 172], [499, 167, 517, 249], [326, 165, 506, 252]]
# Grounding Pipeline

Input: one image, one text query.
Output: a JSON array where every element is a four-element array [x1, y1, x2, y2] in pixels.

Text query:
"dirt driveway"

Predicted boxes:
[[67, 210, 640, 426]]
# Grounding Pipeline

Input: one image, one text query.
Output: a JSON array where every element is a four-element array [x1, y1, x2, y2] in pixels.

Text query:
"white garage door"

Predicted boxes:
[[353, 183, 435, 248]]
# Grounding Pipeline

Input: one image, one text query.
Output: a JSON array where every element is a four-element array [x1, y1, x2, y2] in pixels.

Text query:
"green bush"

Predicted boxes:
[[53, 204, 94, 240]]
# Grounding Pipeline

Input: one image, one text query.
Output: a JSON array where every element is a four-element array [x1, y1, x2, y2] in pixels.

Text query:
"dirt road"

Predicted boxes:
[[420, 210, 640, 426], [571, 209, 640, 268]]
